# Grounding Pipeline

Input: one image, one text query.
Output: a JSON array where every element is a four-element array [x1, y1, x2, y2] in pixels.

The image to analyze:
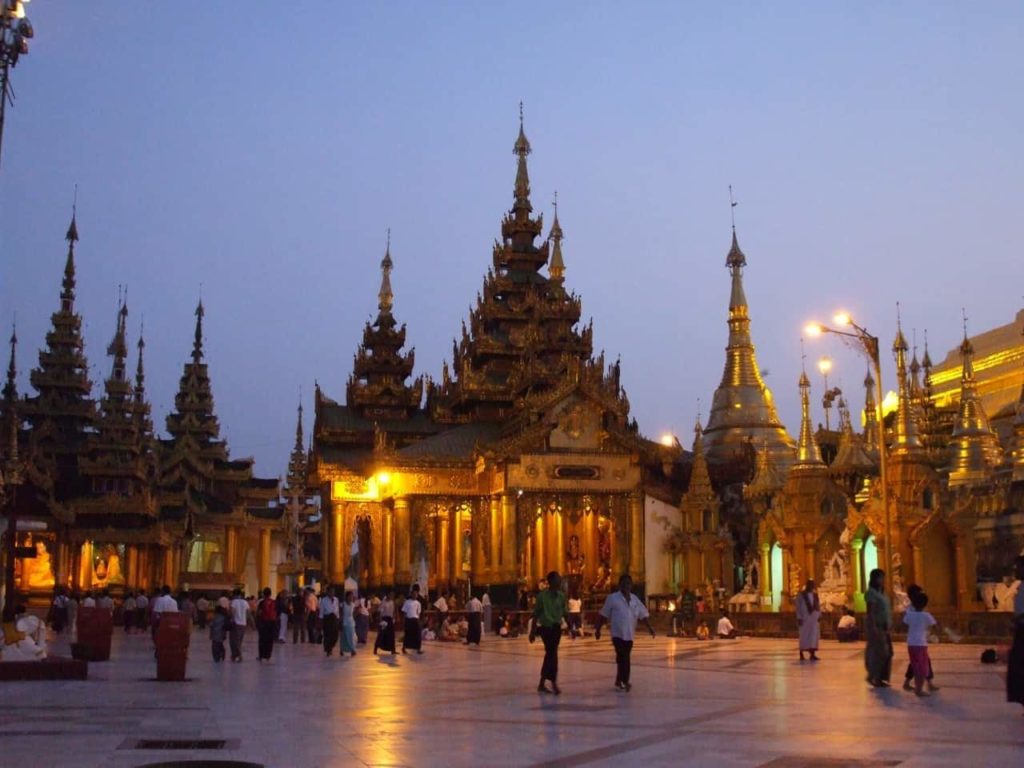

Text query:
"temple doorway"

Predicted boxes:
[[921, 521, 955, 607], [862, 535, 878, 591], [770, 543, 783, 611]]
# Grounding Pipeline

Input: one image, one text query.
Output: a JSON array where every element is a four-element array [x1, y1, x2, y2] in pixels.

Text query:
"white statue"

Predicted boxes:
[[1, 612, 48, 662]]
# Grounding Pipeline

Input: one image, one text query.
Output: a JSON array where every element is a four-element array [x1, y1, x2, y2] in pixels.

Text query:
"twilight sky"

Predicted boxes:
[[1, 2, 1022, 477]]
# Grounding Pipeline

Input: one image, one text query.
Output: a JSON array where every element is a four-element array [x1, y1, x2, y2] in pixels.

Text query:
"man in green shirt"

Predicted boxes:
[[530, 571, 567, 695]]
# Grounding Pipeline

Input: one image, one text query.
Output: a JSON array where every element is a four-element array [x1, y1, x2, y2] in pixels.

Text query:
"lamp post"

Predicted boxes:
[[0, 0, 34, 172], [817, 356, 833, 430], [806, 313, 892, 600]]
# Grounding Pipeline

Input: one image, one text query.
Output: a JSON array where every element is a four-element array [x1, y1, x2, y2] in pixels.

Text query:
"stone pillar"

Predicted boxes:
[[471, 502, 486, 583], [257, 528, 271, 590], [500, 494, 517, 582], [394, 498, 411, 587], [382, 507, 395, 586], [760, 543, 771, 600], [629, 493, 644, 583]]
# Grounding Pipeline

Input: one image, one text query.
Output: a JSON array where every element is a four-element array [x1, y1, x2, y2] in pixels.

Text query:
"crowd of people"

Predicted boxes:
[[34, 555, 1024, 714]]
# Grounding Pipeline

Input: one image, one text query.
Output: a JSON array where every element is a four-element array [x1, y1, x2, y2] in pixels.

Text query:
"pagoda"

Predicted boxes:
[[24, 210, 95, 509], [428, 111, 593, 422], [346, 237, 424, 423], [703, 228, 796, 471]]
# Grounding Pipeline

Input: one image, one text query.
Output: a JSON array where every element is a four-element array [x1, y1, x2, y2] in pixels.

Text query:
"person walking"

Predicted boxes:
[[319, 586, 341, 657], [291, 589, 307, 644], [210, 604, 228, 663], [229, 589, 249, 662], [1007, 555, 1024, 713], [134, 591, 148, 633], [481, 589, 493, 636], [196, 595, 209, 630], [151, 585, 178, 642], [594, 574, 655, 692], [864, 568, 893, 688], [122, 592, 137, 634], [355, 595, 370, 645], [341, 591, 358, 657], [433, 591, 449, 636], [902, 585, 938, 691], [375, 591, 397, 655], [567, 592, 583, 639], [276, 590, 290, 643], [465, 593, 483, 646], [902, 588, 938, 697], [530, 571, 568, 695], [796, 579, 821, 661], [305, 587, 320, 644], [256, 588, 278, 663], [402, 585, 424, 655]]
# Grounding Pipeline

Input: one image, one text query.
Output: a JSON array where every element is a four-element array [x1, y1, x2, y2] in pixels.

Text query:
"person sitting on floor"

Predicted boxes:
[[836, 606, 860, 642], [716, 609, 738, 639], [695, 622, 710, 641]]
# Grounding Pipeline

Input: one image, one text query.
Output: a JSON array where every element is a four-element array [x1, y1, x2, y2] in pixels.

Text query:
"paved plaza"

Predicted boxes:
[[2, 629, 1021, 767]]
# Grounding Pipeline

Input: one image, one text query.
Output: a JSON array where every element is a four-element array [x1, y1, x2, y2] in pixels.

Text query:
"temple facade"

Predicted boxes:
[[312, 117, 676, 601]]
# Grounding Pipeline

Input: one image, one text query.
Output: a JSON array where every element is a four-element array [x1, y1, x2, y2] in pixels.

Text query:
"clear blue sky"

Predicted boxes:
[[1, 2, 1022, 475]]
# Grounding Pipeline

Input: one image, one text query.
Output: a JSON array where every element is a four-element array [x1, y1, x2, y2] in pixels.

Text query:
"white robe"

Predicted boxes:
[[795, 592, 821, 651]]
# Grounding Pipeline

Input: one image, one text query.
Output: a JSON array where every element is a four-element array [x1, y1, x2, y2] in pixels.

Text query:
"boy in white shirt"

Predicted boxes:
[[903, 589, 938, 697]]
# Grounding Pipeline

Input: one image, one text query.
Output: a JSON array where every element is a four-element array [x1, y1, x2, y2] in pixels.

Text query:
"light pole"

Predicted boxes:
[[0, 0, 34, 172], [818, 356, 833, 430], [806, 313, 892, 600]]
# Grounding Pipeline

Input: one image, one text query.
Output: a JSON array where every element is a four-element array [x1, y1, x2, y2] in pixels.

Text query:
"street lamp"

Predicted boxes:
[[0, 0, 34, 172], [805, 313, 892, 599]]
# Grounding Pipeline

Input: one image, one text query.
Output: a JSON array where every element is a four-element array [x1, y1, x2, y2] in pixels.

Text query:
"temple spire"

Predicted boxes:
[[2, 321, 16, 404], [192, 298, 205, 363], [107, 294, 129, 383], [890, 311, 923, 454], [513, 102, 532, 211], [863, 367, 880, 457], [286, 399, 307, 493], [795, 369, 823, 467], [703, 218, 795, 470], [378, 230, 394, 314], [61, 205, 79, 313], [548, 192, 565, 283], [948, 317, 1001, 486], [135, 323, 146, 394]]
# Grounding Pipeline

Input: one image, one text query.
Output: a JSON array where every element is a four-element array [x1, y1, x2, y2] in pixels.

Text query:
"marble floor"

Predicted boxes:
[[1, 628, 1021, 767]]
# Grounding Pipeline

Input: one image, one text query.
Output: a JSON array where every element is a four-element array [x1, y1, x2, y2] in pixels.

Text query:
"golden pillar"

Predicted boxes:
[[488, 497, 501, 581], [471, 503, 486, 582], [500, 494, 517, 582], [760, 543, 771, 600], [126, 545, 138, 587], [225, 526, 239, 575], [394, 498, 411, 586], [628, 493, 644, 583], [258, 528, 271, 590], [912, 544, 924, 594], [382, 507, 395, 585], [450, 506, 463, 584], [533, 512, 546, 585], [805, 544, 816, 587], [80, 541, 93, 590], [329, 507, 345, 584], [583, 511, 597, 584], [438, 513, 450, 586], [850, 538, 864, 606]]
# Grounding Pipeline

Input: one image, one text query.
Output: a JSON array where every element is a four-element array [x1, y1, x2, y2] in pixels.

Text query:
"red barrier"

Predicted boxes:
[[73, 607, 113, 661], [154, 611, 191, 682]]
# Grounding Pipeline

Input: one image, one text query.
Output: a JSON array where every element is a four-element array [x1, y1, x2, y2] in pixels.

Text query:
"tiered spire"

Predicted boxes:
[[831, 395, 876, 480], [947, 323, 1001, 487], [703, 224, 796, 470], [132, 324, 156, 463], [25, 208, 96, 499], [794, 370, 824, 467], [429, 109, 607, 423], [286, 400, 308, 493], [746, 438, 784, 500], [1, 324, 18, 448], [165, 299, 226, 462], [890, 317, 924, 455], [679, 418, 717, 530], [346, 237, 423, 421], [862, 368, 880, 457]]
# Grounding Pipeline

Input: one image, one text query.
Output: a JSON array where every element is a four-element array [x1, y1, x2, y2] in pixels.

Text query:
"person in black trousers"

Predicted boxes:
[[529, 571, 568, 695]]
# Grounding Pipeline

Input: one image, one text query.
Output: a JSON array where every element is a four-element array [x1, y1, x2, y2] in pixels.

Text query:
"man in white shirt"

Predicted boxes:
[[594, 574, 654, 692], [134, 592, 149, 633], [81, 592, 97, 608], [318, 586, 340, 656], [481, 590, 492, 636], [464, 594, 483, 646], [716, 609, 737, 639], [150, 585, 178, 637], [228, 589, 250, 662], [402, 585, 424, 654], [433, 592, 449, 633]]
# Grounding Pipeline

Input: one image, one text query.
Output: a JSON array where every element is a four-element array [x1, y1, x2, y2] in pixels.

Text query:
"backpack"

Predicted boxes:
[[259, 598, 278, 623]]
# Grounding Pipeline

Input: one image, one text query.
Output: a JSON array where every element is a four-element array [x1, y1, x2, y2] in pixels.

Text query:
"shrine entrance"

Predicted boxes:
[[770, 543, 783, 611]]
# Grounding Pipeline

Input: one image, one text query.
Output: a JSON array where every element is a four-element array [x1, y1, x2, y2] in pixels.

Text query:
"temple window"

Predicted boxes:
[[923, 488, 934, 510]]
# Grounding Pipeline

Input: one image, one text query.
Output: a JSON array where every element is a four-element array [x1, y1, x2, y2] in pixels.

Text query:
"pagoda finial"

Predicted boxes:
[[61, 199, 79, 311], [948, 312, 1001, 486], [891, 303, 923, 454], [378, 230, 394, 313], [548, 191, 565, 283], [725, 194, 747, 312], [863, 366, 879, 455], [106, 292, 129, 381], [192, 296, 205, 363], [513, 103, 532, 209], [795, 368, 823, 467], [3, 319, 17, 404], [135, 321, 146, 392]]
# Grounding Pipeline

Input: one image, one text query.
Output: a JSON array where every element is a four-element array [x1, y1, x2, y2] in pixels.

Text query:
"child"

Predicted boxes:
[[210, 605, 228, 663], [696, 622, 710, 641], [903, 585, 938, 691], [902, 589, 938, 697]]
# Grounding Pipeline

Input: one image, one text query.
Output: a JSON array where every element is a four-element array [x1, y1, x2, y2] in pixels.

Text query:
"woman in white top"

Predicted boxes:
[[402, 585, 424, 654], [374, 592, 397, 655]]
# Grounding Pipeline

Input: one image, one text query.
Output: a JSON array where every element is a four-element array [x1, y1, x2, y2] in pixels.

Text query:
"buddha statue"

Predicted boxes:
[[23, 539, 55, 590]]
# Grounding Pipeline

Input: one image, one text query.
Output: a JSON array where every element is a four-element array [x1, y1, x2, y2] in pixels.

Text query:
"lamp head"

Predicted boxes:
[[817, 357, 833, 375], [804, 322, 823, 338], [833, 311, 852, 327]]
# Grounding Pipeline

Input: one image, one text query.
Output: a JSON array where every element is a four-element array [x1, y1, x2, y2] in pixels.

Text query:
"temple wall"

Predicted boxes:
[[645, 495, 680, 594]]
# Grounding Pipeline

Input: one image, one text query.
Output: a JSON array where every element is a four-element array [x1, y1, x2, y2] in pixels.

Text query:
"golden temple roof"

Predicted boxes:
[[948, 331, 1002, 487]]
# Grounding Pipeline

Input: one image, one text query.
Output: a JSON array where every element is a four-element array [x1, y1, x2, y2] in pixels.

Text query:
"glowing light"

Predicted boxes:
[[668, 601, 677, 612], [660, 433, 675, 447], [817, 356, 833, 375], [804, 322, 823, 337], [377, 472, 391, 486], [881, 390, 899, 418], [833, 311, 852, 327]]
